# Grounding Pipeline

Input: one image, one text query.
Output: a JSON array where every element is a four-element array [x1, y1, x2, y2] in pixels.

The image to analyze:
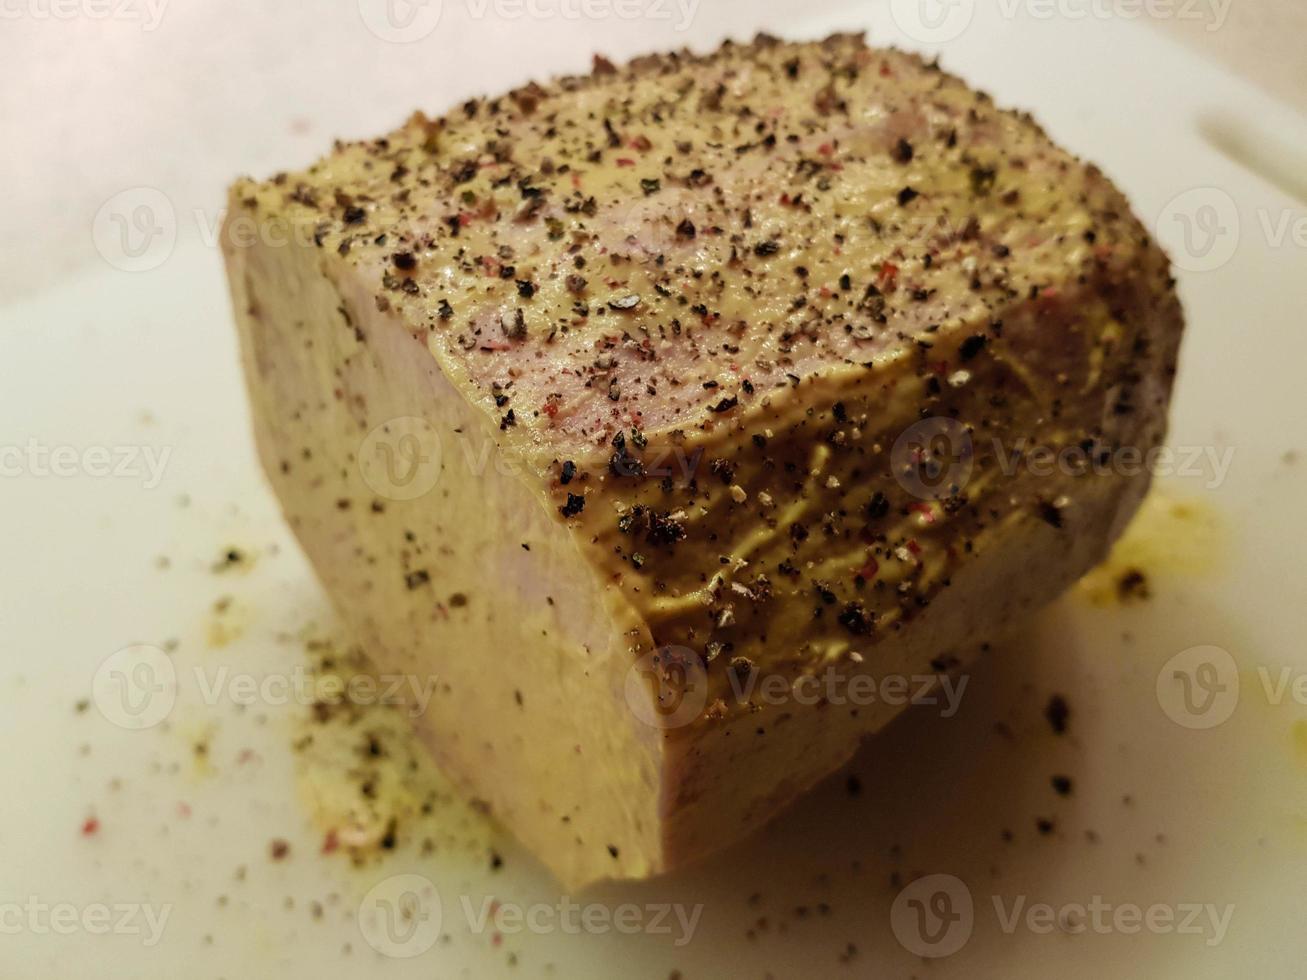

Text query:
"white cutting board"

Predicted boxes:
[[2, 2, 1306, 977]]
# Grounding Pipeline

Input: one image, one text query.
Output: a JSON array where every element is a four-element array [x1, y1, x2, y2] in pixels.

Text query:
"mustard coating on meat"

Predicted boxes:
[[228, 33, 1181, 734]]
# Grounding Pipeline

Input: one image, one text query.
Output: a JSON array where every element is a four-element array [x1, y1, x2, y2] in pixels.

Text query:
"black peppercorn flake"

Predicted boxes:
[[866, 491, 890, 519], [959, 334, 987, 360], [837, 601, 874, 635], [1046, 695, 1070, 735]]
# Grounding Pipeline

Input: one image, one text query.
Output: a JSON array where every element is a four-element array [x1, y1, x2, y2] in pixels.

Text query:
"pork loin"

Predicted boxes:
[[222, 33, 1183, 889]]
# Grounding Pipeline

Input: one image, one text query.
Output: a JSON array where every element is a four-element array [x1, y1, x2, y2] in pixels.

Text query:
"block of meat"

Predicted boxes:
[[222, 33, 1183, 889]]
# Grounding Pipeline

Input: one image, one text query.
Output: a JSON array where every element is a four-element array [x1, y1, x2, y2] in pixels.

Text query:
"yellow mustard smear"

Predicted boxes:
[[1076, 488, 1224, 606], [205, 595, 250, 648]]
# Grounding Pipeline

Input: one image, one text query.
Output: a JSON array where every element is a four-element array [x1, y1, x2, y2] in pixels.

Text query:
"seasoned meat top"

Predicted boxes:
[[225, 31, 1181, 759], [231, 32, 1157, 456]]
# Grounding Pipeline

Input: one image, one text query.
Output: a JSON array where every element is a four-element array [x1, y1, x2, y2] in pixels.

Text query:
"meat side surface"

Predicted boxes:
[[222, 33, 1183, 888]]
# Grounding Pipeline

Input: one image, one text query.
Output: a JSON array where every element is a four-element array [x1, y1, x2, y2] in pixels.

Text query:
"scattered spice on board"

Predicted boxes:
[[1116, 567, 1151, 602]]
